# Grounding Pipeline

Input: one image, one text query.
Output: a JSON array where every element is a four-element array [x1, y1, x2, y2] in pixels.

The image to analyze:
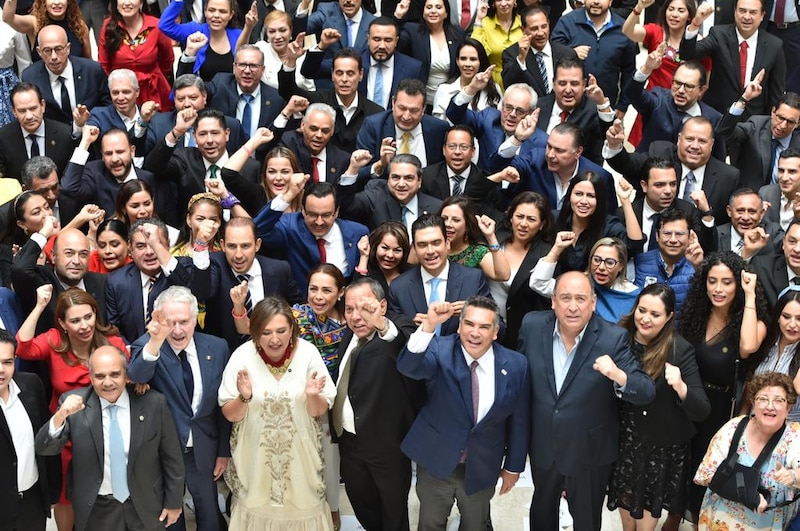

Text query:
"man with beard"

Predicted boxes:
[[61, 127, 179, 227]]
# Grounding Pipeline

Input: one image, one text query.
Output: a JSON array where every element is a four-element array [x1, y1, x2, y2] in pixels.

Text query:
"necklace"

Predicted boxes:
[[257, 343, 293, 376]]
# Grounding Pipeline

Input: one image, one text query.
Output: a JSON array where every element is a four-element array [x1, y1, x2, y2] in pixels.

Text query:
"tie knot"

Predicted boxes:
[[740, 40, 748, 50], [58, 75, 66, 82], [402, 132, 411, 141], [452, 173, 465, 182], [686, 171, 696, 182], [178, 349, 188, 361], [28, 133, 37, 140], [149, 276, 157, 285], [108, 404, 118, 419], [470, 359, 479, 371], [430, 277, 441, 290], [236, 273, 251, 283], [242, 93, 254, 103], [347, 18, 355, 26]]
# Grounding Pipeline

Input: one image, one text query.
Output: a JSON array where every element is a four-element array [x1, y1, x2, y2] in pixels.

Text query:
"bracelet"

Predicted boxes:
[[632, 8, 641, 15], [242, 145, 253, 157], [281, 111, 291, 119], [194, 239, 210, 248], [231, 307, 247, 319], [220, 192, 241, 209], [738, 97, 750, 105], [489, 243, 501, 252], [238, 393, 252, 403], [170, 128, 182, 140], [512, 134, 524, 143]]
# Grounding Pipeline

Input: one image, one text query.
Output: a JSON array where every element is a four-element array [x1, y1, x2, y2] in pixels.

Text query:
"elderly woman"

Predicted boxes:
[[694, 372, 800, 529], [219, 297, 336, 530]]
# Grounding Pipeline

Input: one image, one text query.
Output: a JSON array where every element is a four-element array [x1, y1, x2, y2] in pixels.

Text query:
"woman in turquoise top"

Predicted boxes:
[[291, 263, 347, 530]]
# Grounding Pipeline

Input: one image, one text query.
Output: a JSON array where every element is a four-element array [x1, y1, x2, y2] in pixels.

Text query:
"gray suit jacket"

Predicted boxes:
[[758, 183, 784, 229], [35, 387, 185, 531], [716, 220, 783, 256]]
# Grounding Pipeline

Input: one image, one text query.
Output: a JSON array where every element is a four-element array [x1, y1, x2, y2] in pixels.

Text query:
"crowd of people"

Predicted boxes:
[[5, 0, 800, 529]]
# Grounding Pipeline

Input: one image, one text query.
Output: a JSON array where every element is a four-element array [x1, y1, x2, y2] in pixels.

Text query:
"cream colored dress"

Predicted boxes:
[[219, 338, 337, 530]]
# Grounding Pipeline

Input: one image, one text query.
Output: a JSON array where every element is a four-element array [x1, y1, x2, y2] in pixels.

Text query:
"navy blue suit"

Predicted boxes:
[[356, 110, 449, 168], [397, 335, 530, 495], [252, 203, 369, 292], [294, 3, 375, 70], [518, 311, 655, 530], [144, 111, 246, 156], [205, 74, 285, 138], [388, 263, 493, 336], [86, 105, 147, 155], [21, 57, 112, 125], [280, 130, 351, 185], [128, 332, 231, 531]]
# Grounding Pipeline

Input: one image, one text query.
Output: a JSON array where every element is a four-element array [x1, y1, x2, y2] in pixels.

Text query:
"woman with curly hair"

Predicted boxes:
[[678, 251, 768, 522], [2, 0, 91, 59], [98, 0, 174, 111]]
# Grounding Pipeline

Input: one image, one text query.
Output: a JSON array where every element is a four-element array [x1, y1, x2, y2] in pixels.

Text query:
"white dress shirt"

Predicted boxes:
[[0, 379, 38, 492], [420, 260, 450, 302], [48, 61, 76, 114], [678, 163, 706, 199], [369, 55, 395, 108], [21, 121, 45, 158], [319, 223, 349, 275], [394, 123, 427, 166]]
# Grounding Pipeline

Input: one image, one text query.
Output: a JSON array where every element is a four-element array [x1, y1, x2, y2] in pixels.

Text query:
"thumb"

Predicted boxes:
[[159, 509, 168, 522], [665, 362, 674, 369], [777, 461, 784, 470]]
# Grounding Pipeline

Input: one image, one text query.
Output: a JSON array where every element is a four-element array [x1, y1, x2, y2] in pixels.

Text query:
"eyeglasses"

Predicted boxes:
[[39, 45, 68, 56], [304, 211, 336, 221], [774, 112, 800, 127], [445, 143, 472, 152], [671, 79, 699, 91], [754, 395, 788, 409], [502, 104, 530, 117], [591, 255, 619, 268], [234, 62, 264, 71], [659, 230, 689, 240]]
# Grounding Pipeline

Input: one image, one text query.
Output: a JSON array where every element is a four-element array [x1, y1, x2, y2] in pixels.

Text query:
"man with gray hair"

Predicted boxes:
[[128, 286, 231, 531], [20, 155, 79, 225]]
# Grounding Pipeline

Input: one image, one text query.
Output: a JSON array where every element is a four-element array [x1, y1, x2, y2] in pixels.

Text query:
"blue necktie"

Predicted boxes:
[[429, 277, 442, 335], [682, 171, 696, 201], [346, 18, 356, 47], [374, 63, 385, 108], [241, 93, 254, 139], [772, 138, 781, 184], [108, 405, 129, 503]]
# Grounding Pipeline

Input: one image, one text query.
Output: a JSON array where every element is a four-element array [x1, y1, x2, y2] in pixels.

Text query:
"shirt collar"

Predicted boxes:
[[447, 165, 472, 180], [48, 61, 73, 83], [231, 257, 263, 278], [420, 259, 450, 284], [237, 84, 261, 98], [462, 346, 494, 370], [553, 320, 589, 344], [347, 8, 363, 23], [336, 92, 359, 111], [0, 378, 21, 407], [371, 55, 395, 69], [737, 29, 759, 46], [99, 389, 130, 410], [682, 101, 702, 117], [21, 121, 45, 138], [204, 152, 229, 170], [320, 219, 343, 242], [395, 123, 422, 140], [534, 41, 553, 56], [170, 337, 197, 358]]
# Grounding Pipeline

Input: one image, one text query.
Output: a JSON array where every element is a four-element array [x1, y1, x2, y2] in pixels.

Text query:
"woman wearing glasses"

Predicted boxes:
[[678, 251, 769, 522]]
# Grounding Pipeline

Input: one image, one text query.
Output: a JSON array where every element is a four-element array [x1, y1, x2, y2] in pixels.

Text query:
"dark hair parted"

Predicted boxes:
[[619, 283, 677, 379], [555, 171, 608, 269], [249, 297, 300, 345], [52, 288, 120, 366], [368, 221, 411, 272]]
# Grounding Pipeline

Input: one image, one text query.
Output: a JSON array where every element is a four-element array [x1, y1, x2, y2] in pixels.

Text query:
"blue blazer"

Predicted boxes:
[[356, 110, 449, 167], [518, 311, 655, 475], [128, 332, 232, 472], [252, 203, 369, 292], [86, 105, 147, 155], [21, 57, 112, 125], [388, 263, 492, 336], [397, 335, 530, 494], [205, 74, 285, 136], [295, 3, 375, 60], [0, 287, 21, 335]]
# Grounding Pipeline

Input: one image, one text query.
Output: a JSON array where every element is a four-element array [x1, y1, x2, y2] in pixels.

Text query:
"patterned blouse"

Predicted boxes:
[[449, 243, 490, 269], [292, 304, 347, 380]]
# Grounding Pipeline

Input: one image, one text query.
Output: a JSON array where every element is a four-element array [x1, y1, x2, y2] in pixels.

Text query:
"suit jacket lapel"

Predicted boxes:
[[508, 240, 541, 298], [454, 344, 476, 423], [541, 315, 558, 398], [84, 390, 105, 468], [127, 392, 146, 470], [162, 343, 194, 412], [196, 339, 215, 412], [558, 317, 599, 396], [484, 353, 510, 421], [412, 269, 430, 313]]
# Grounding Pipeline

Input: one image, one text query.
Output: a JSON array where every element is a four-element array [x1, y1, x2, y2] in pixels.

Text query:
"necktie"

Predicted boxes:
[[317, 238, 327, 263], [648, 212, 661, 251], [560, 110, 569, 124], [28, 134, 39, 158], [332, 336, 367, 436], [429, 277, 442, 335], [470, 360, 480, 423], [682, 171, 696, 201], [460, 0, 471, 29], [236, 273, 253, 316], [178, 350, 195, 403], [373, 62, 385, 107], [346, 18, 356, 47], [399, 132, 411, 154], [311, 156, 320, 182], [775, 0, 786, 26], [108, 405, 129, 503], [739, 41, 748, 88], [209, 164, 219, 180], [452, 174, 465, 196], [535, 52, 550, 93], [771, 138, 781, 184], [241, 93, 254, 139], [735, 237, 745, 255], [402, 205, 412, 230], [793, 277, 800, 286], [187, 127, 197, 148], [145, 276, 157, 323], [58, 76, 71, 116]]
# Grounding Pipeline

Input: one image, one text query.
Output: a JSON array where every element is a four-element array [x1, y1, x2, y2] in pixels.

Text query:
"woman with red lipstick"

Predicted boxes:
[[291, 264, 347, 529], [432, 39, 501, 121], [16, 285, 128, 531], [88, 218, 131, 273], [679, 251, 769, 522], [354, 221, 411, 298], [608, 283, 710, 531]]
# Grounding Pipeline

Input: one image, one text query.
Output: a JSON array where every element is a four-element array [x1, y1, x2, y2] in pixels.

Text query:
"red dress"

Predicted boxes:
[[98, 14, 174, 112], [16, 329, 130, 504]]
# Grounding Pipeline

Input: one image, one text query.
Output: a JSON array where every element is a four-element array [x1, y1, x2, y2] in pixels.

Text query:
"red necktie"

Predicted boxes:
[[560, 110, 569, 123], [739, 41, 748, 88], [311, 156, 320, 183], [461, 0, 471, 28], [775, 0, 786, 25], [317, 238, 327, 263]]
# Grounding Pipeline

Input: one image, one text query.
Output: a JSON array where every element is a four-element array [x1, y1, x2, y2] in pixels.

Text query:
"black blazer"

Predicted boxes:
[[716, 220, 783, 255], [750, 252, 791, 311], [535, 93, 611, 165], [144, 111, 246, 156], [279, 130, 351, 185], [0, 118, 75, 182], [144, 139, 262, 213], [679, 24, 786, 114], [501, 41, 577, 96], [607, 141, 740, 226], [0, 372, 59, 522], [398, 22, 464, 83], [629, 335, 711, 446], [337, 178, 443, 230], [501, 236, 553, 349], [422, 162, 506, 221], [276, 66, 384, 153]]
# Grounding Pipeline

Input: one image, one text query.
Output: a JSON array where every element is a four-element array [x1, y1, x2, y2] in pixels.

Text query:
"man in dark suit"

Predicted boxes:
[[280, 103, 352, 184], [397, 296, 529, 528], [61, 128, 180, 227], [626, 54, 725, 160], [20, 156, 80, 226], [750, 219, 800, 310], [145, 108, 261, 213], [0, 330, 57, 531], [21, 25, 111, 126], [106, 219, 209, 343], [294, 0, 376, 71], [357, 78, 449, 172], [301, 19, 425, 108], [35, 346, 185, 531], [128, 286, 231, 531], [680, 0, 786, 114], [716, 187, 782, 257], [334, 277, 422, 531], [205, 45, 285, 144], [279, 48, 384, 153], [501, 6, 577, 96], [338, 153, 443, 231], [253, 181, 369, 292], [759, 148, 800, 230], [605, 116, 740, 225], [518, 271, 655, 531], [144, 75, 246, 156], [389, 215, 493, 336], [0, 83, 74, 182], [717, 91, 800, 189], [199, 217, 304, 352]]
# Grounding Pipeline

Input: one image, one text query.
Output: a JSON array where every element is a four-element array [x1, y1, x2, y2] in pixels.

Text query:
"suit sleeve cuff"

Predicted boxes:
[[30, 232, 48, 249], [70, 147, 90, 165], [406, 326, 435, 352], [161, 256, 179, 276], [516, 57, 527, 71], [378, 319, 398, 341], [453, 90, 473, 106], [142, 347, 160, 361], [49, 418, 65, 436]]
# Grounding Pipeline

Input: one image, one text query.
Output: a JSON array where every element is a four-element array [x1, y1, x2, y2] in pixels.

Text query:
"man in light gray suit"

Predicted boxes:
[[760, 149, 800, 232], [35, 346, 185, 531]]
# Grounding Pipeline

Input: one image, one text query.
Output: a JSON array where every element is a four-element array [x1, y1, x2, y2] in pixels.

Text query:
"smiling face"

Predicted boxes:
[[677, 120, 714, 169], [258, 314, 293, 359], [500, 88, 533, 134], [656, 218, 690, 262], [414, 226, 450, 277], [375, 233, 404, 272], [302, 194, 338, 238], [664, 0, 690, 29], [234, 47, 265, 93], [458, 305, 499, 359], [553, 66, 585, 112], [222, 224, 261, 274], [97, 229, 129, 272], [307, 272, 344, 317], [12, 89, 45, 134], [456, 44, 480, 81], [387, 162, 422, 204], [266, 17, 291, 53], [344, 283, 386, 338], [569, 180, 597, 219], [632, 294, 672, 344], [778, 156, 800, 198], [423, 0, 446, 25], [110, 76, 139, 117], [523, 10, 550, 50], [117, 0, 143, 18], [89, 349, 127, 404], [783, 223, 800, 272], [195, 117, 229, 163], [264, 156, 293, 198], [734, 0, 764, 38], [205, 0, 233, 31], [186, 201, 221, 240], [443, 129, 475, 173], [706, 263, 737, 309], [552, 272, 596, 336], [45, 0, 67, 18], [753, 385, 790, 432], [101, 131, 135, 180], [493, 0, 515, 16], [441, 204, 466, 243], [726, 193, 764, 235], [771, 104, 800, 139], [59, 303, 96, 345]]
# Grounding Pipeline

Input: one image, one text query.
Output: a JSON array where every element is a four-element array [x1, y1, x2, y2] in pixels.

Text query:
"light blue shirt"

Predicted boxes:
[[552, 324, 587, 394]]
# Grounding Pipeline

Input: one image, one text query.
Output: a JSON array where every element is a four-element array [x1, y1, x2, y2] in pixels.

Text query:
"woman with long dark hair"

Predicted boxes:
[[432, 39, 501, 121], [354, 221, 412, 297], [113, 180, 180, 245], [88, 218, 131, 274]]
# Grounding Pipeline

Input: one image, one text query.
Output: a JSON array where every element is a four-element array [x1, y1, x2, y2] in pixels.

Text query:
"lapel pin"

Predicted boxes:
[[139, 415, 144, 421], [206, 356, 212, 361], [501, 368, 507, 376], [330, 167, 336, 173], [50, 140, 56, 146], [265, 100, 271, 105]]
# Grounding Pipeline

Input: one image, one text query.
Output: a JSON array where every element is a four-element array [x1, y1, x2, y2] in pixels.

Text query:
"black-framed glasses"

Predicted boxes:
[[591, 255, 619, 268], [671, 79, 698, 91]]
